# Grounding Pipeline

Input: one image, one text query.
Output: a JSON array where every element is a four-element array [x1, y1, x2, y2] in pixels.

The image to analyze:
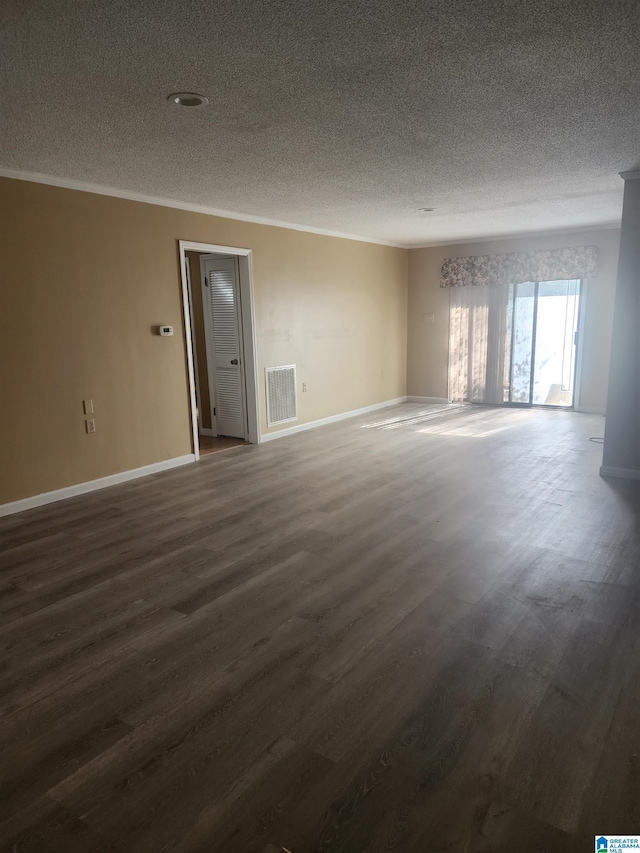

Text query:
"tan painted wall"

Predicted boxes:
[[407, 228, 620, 412], [185, 251, 211, 431], [0, 178, 408, 505]]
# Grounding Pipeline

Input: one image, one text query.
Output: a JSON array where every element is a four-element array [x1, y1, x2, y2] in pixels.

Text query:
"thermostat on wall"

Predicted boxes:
[[158, 325, 174, 336]]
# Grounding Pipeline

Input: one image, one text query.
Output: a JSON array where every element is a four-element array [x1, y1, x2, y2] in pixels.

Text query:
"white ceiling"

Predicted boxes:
[[1, 0, 638, 246]]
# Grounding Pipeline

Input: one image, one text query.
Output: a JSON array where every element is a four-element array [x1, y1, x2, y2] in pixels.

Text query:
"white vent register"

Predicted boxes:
[[265, 365, 298, 426]]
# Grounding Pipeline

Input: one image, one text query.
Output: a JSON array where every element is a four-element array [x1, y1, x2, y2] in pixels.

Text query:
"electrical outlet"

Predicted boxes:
[[423, 313, 435, 323], [302, 382, 307, 392], [85, 418, 96, 434], [83, 399, 94, 414]]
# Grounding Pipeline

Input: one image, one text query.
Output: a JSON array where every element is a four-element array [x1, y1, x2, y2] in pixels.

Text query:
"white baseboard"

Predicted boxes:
[[575, 407, 606, 415], [406, 396, 450, 404], [0, 454, 196, 518], [259, 397, 408, 443], [199, 428, 215, 437], [600, 465, 640, 481]]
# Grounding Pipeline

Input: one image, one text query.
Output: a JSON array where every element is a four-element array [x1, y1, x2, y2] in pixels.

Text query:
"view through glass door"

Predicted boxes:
[[505, 279, 581, 407]]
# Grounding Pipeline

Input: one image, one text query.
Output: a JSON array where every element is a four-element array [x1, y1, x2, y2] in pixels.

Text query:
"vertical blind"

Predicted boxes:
[[448, 283, 511, 405]]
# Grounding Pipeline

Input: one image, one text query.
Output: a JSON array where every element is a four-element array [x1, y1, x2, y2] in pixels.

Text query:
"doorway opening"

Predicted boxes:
[[179, 241, 260, 460]]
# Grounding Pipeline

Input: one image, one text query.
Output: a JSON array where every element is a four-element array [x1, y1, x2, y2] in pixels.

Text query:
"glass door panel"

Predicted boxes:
[[532, 280, 580, 406], [506, 279, 580, 407], [508, 281, 536, 404]]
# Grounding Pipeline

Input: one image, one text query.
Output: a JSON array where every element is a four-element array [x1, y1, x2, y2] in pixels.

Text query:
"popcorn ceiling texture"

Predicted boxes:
[[1, 0, 638, 245]]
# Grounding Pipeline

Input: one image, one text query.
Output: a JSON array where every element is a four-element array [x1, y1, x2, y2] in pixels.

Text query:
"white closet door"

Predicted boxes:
[[200, 256, 246, 438]]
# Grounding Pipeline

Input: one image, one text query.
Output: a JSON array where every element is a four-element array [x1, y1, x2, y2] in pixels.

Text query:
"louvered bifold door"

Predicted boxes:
[[200, 256, 246, 438]]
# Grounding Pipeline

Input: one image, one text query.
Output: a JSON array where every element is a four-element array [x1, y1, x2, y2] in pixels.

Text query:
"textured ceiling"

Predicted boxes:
[[1, 0, 639, 246]]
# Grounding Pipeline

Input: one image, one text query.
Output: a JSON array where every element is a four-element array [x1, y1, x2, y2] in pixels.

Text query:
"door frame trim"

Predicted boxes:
[[572, 277, 588, 412], [183, 256, 204, 435], [179, 240, 260, 460]]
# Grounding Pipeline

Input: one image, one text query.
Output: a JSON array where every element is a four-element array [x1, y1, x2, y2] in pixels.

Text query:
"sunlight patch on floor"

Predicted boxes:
[[416, 409, 533, 438], [361, 404, 468, 431]]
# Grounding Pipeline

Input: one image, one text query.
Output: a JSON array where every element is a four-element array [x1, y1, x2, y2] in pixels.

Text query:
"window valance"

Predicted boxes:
[[440, 245, 598, 288]]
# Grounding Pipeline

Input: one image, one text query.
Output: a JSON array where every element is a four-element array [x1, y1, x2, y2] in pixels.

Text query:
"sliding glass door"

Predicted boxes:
[[449, 278, 581, 408], [505, 279, 581, 407]]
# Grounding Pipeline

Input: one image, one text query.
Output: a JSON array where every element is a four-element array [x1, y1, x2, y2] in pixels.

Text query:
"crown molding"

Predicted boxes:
[[407, 221, 621, 250], [0, 168, 406, 249]]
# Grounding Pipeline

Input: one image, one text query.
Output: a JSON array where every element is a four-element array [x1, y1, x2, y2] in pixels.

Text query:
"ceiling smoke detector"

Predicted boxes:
[[167, 92, 209, 108]]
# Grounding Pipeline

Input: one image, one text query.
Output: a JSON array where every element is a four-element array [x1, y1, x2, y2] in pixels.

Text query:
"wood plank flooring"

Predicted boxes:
[[1, 403, 639, 852], [198, 435, 247, 456]]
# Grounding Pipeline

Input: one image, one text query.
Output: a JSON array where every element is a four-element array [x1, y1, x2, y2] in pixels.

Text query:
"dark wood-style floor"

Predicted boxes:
[[1, 404, 639, 852]]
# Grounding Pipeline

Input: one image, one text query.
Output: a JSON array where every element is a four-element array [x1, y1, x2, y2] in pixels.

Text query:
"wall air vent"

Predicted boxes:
[[265, 365, 298, 426]]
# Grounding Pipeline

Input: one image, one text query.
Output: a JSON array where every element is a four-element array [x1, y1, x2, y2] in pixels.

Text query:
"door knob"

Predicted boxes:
[[230, 358, 239, 365]]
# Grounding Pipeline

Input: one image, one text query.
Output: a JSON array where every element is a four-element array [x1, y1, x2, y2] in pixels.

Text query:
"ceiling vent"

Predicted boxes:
[[265, 365, 297, 426]]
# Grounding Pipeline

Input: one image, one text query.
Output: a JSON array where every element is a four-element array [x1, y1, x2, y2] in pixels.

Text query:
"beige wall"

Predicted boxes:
[[0, 178, 408, 505], [407, 228, 620, 412], [186, 252, 212, 431]]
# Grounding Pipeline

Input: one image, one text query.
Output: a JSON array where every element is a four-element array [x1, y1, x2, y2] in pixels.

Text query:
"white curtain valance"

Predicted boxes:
[[440, 245, 598, 288]]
